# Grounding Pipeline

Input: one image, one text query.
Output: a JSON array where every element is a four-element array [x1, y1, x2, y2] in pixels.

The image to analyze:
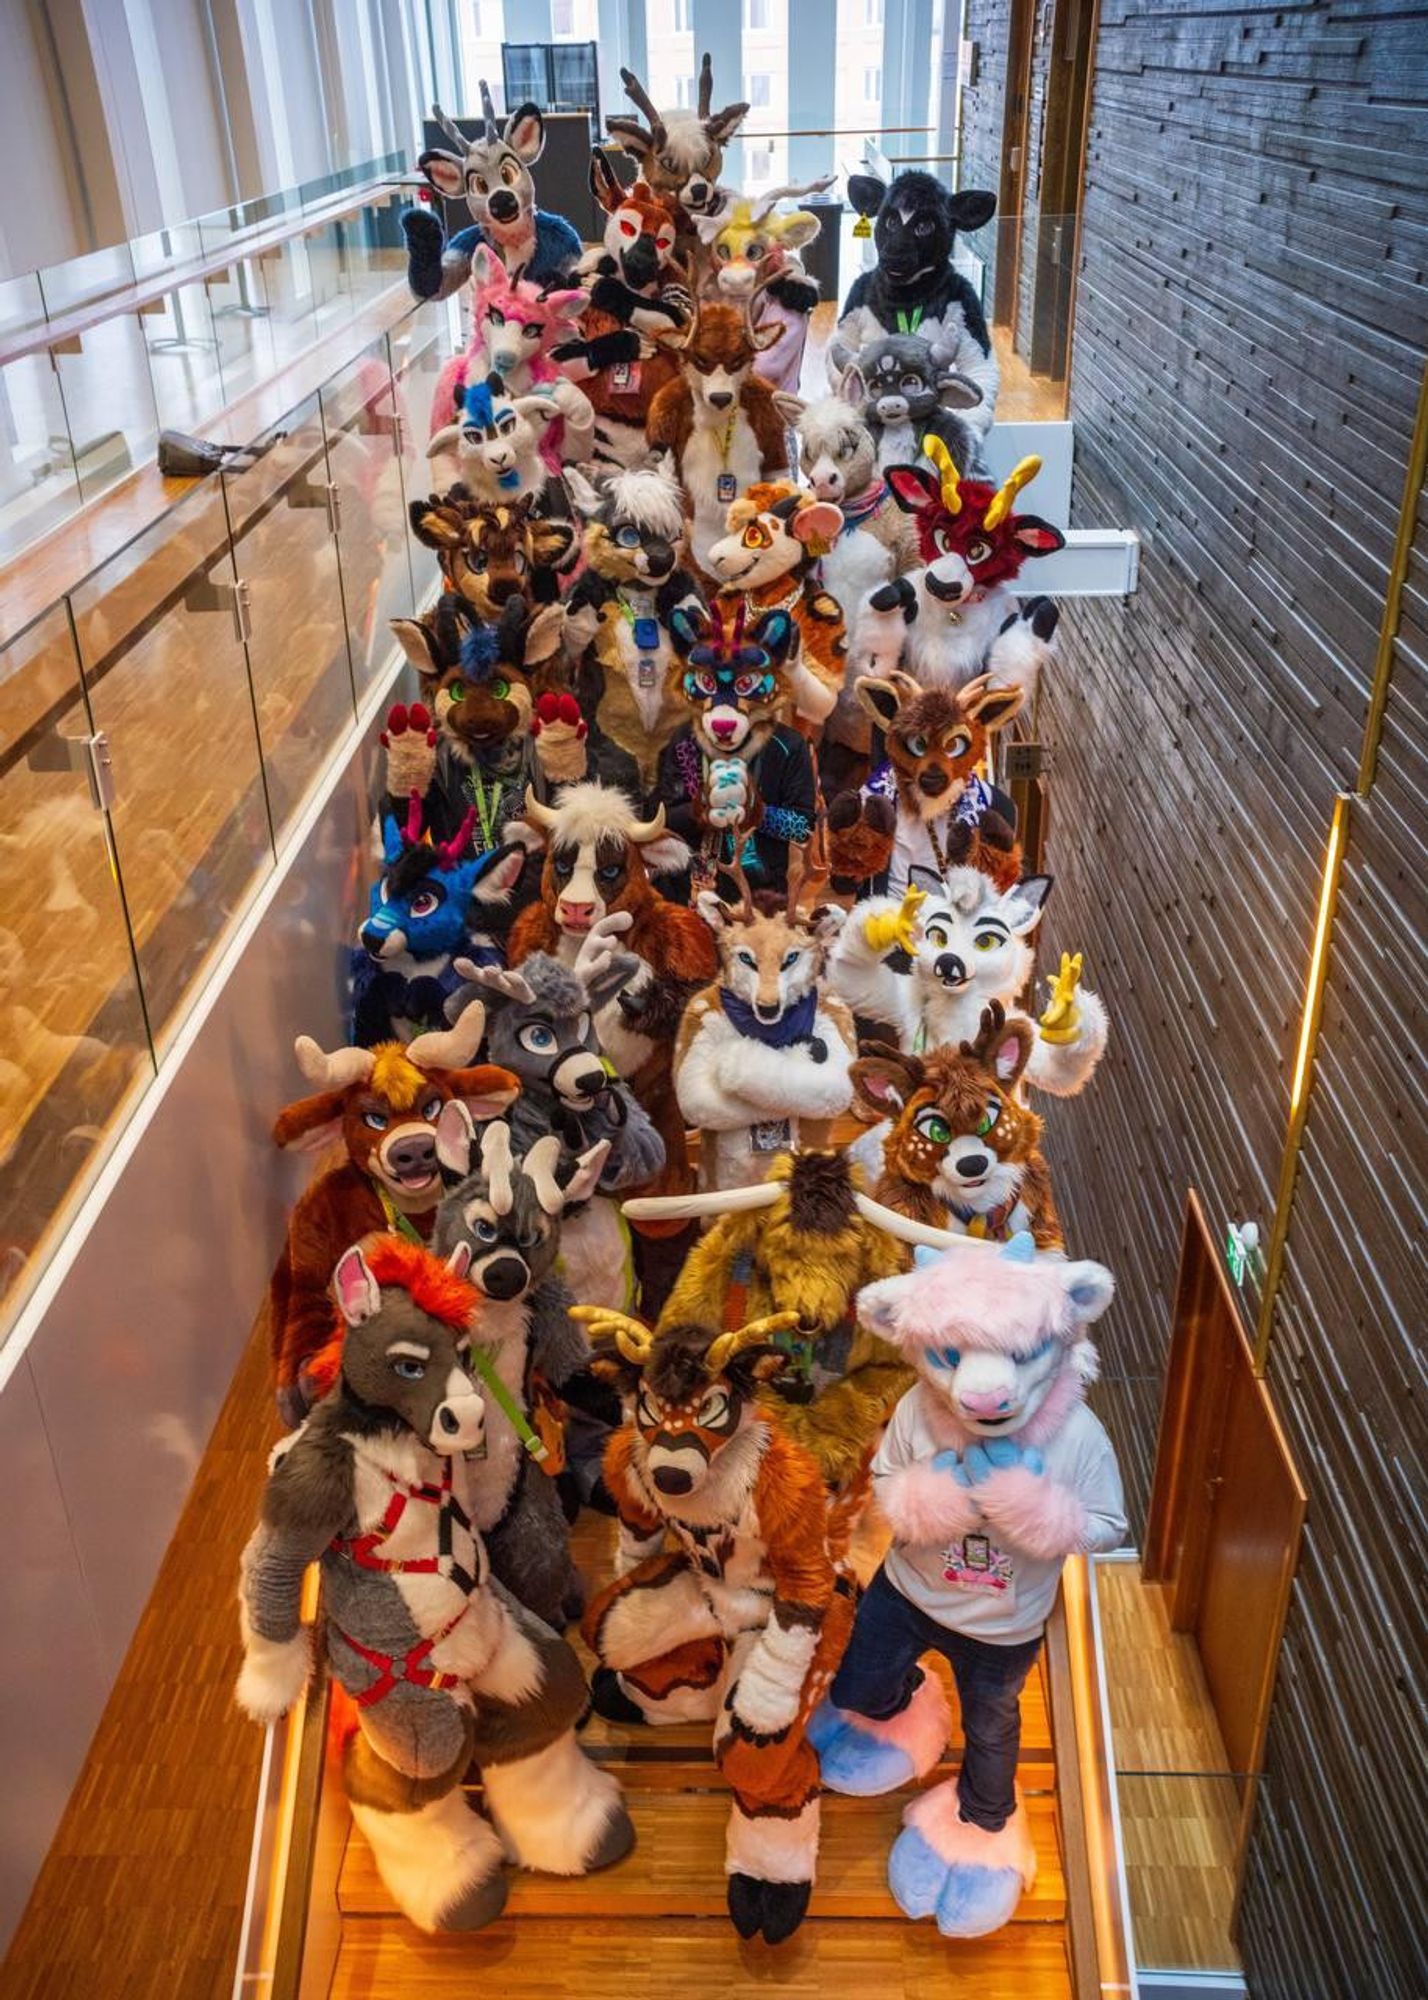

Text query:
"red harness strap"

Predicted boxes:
[[334, 1616, 466, 1708], [330, 1462, 453, 1575], [329, 1461, 475, 1708]]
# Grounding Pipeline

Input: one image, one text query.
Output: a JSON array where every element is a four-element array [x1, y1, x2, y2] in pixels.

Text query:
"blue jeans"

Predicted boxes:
[[830, 1565, 1042, 1831]]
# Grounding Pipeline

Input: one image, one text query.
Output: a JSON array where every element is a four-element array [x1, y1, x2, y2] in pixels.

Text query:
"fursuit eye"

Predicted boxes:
[[915, 1111, 952, 1147], [926, 925, 949, 948], [636, 1391, 660, 1428], [510, 550, 528, 572], [946, 732, 971, 760], [716, 241, 731, 260], [501, 160, 519, 186], [747, 239, 766, 260], [522, 321, 541, 339], [474, 1219, 498, 1243], [597, 862, 622, 883], [553, 854, 574, 878], [392, 1356, 427, 1380], [687, 670, 718, 698], [935, 1345, 961, 1370], [915, 217, 934, 236], [973, 929, 1002, 953], [422, 1097, 443, 1121], [518, 1023, 557, 1054], [932, 525, 956, 555], [615, 523, 641, 547], [497, 413, 516, 434], [732, 672, 763, 698], [781, 950, 801, 970], [619, 217, 638, 238], [486, 307, 505, 327], [408, 889, 440, 918], [976, 1099, 1002, 1137], [966, 538, 993, 564], [469, 551, 488, 572], [901, 373, 924, 393], [697, 1389, 730, 1425], [737, 949, 757, 969], [471, 174, 489, 195], [904, 731, 928, 757], [362, 1109, 388, 1130], [490, 676, 512, 701], [742, 526, 766, 548]]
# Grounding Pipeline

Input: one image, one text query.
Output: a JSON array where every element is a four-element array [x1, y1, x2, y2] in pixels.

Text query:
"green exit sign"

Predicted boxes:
[[1225, 1220, 1261, 1289]]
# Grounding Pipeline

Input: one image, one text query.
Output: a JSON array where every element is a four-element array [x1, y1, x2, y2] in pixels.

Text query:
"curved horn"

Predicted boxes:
[[852, 1190, 1002, 1253], [435, 807, 477, 868], [627, 800, 669, 844], [403, 790, 424, 847], [570, 1303, 656, 1368], [478, 79, 500, 145], [697, 51, 713, 119], [705, 1310, 801, 1375], [522, 1133, 566, 1216], [983, 454, 1043, 531], [922, 434, 963, 516], [623, 1181, 785, 1223], [522, 784, 561, 832], [407, 997, 487, 1072], [431, 102, 468, 152], [619, 67, 666, 148], [294, 1035, 374, 1091], [479, 1120, 515, 1215]]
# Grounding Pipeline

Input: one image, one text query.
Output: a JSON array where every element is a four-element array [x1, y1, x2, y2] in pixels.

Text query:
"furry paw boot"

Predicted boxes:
[[887, 1780, 1036, 1937], [808, 1669, 950, 1795]]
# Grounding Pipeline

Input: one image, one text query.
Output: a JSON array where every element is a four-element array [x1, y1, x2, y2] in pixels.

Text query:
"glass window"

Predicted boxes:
[[458, 0, 506, 111], [746, 0, 769, 27], [674, 0, 692, 28], [836, 0, 888, 138], [864, 0, 883, 22], [747, 73, 771, 108], [864, 65, 881, 100], [552, 0, 575, 33], [645, 2, 694, 116]]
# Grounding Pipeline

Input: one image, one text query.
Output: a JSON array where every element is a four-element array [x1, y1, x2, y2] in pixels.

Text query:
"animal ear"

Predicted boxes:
[[851, 1044, 923, 1116], [846, 172, 886, 218], [772, 390, 806, 427], [855, 1271, 903, 1339], [1062, 1259, 1115, 1324], [991, 1017, 1034, 1085], [705, 100, 750, 145], [563, 466, 602, 517], [884, 464, 942, 514], [837, 362, 869, 406], [641, 831, 693, 879], [960, 678, 1025, 733], [589, 148, 625, 213], [471, 841, 530, 905], [530, 517, 577, 566], [809, 902, 847, 947], [444, 1064, 522, 1120], [379, 811, 407, 864], [907, 864, 945, 900], [469, 243, 501, 290], [750, 608, 795, 662], [435, 1098, 478, 1182], [271, 1090, 348, 1153], [417, 148, 466, 200], [696, 888, 730, 931], [948, 188, 997, 232], [514, 395, 559, 431], [667, 603, 710, 659], [446, 1241, 473, 1278], [937, 371, 983, 412], [333, 1246, 382, 1327], [1004, 874, 1053, 931], [1011, 516, 1066, 556], [777, 211, 821, 251], [855, 676, 905, 731], [791, 498, 842, 546], [408, 501, 465, 550], [504, 102, 545, 163], [747, 1348, 790, 1383], [389, 619, 443, 677], [691, 209, 729, 245], [561, 1137, 612, 1207]]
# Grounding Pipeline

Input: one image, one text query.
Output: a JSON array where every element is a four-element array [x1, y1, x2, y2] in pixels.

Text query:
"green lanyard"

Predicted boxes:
[[373, 1185, 548, 1461], [895, 306, 925, 335], [465, 766, 500, 853]]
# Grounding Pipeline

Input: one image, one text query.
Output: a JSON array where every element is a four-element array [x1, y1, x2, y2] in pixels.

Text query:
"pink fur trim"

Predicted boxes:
[[975, 1465, 1088, 1559], [880, 1461, 982, 1544], [849, 1669, 951, 1776], [903, 1780, 1036, 1885], [1016, 1361, 1085, 1450], [887, 1251, 1075, 1353]]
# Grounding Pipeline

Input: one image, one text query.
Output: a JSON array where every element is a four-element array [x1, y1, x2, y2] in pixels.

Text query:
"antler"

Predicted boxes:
[[983, 454, 1043, 530], [747, 172, 836, 225], [294, 1035, 375, 1090], [922, 434, 962, 516], [435, 807, 477, 868], [478, 79, 500, 145], [407, 997, 487, 1072], [453, 959, 537, 1004], [705, 1311, 801, 1375], [697, 51, 713, 118], [570, 1303, 656, 1367], [618, 67, 666, 148], [430, 102, 468, 153], [960, 999, 1007, 1063]]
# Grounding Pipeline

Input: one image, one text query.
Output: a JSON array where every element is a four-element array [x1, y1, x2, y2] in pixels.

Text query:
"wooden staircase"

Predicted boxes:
[[325, 1516, 1075, 1998]]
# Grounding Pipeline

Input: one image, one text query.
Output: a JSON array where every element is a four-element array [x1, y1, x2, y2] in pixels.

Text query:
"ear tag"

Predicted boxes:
[[717, 472, 738, 503], [633, 616, 661, 651], [853, 214, 873, 239]]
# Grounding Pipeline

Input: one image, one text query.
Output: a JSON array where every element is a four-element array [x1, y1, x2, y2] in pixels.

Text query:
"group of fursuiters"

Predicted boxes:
[[238, 60, 1127, 1953]]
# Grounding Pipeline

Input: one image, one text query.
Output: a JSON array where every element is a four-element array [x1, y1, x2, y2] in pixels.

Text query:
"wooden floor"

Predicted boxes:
[[1096, 1560, 1242, 1973]]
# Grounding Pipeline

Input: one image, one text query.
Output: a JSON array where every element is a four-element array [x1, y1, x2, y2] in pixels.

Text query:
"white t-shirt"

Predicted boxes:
[[874, 1382, 1127, 1646]]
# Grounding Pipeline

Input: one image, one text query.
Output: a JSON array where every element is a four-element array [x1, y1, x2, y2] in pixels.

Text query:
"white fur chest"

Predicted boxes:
[[595, 963, 655, 1077], [345, 1433, 486, 1637], [906, 582, 1015, 690], [685, 418, 765, 570], [461, 1295, 530, 1532], [647, 1431, 774, 1636]]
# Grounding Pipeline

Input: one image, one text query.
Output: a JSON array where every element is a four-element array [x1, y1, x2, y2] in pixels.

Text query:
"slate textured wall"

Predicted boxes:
[[962, 2, 1428, 1993]]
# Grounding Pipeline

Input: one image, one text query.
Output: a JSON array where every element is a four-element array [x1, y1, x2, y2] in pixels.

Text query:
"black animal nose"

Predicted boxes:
[[359, 923, 388, 957], [479, 1255, 529, 1301], [708, 390, 734, 409], [488, 575, 522, 603], [388, 1133, 437, 1174], [624, 241, 658, 285], [644, 539, 675, 576], [438, 1406, 460, 1435], [935, 951, 968, 988], [653, 1464, 694, 1495], [918, 768, 950, 796], [488, 189, 519, 222], [567, 1062, 608, 1099], [957, 1153, 989, 1179]]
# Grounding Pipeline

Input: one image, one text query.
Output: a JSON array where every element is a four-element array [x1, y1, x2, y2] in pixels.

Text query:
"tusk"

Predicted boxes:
[[623, 1181, 785, 1223], [294, 1035, 374, 1090], [408, 997, 487, 1072], [852, 1190, 1004, 1252]]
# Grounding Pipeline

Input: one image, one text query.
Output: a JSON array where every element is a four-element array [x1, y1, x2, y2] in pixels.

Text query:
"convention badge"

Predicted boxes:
[[752, 1117, 793, 1153], [611, 360, 641, 394], [633, 616, 661, 650], [941, 1535, 1013, 1595], [717, 471, 738, 503], [637, 655, 658, 687]]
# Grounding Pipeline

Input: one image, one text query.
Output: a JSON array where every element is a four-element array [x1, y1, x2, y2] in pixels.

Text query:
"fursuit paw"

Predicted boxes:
[[589, 1665, 651, 1727], [401, 207, 446, 298], [888, 1785, 1036, 1938], [381, 702, 438, 798], [809, 1671, 950, 1797], [727, 1873, 812, 1946], [827, 788, 896, 890], [531, 690, 589, 784]]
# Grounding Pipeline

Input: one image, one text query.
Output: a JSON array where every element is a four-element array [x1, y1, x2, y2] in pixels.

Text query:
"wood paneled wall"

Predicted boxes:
[[960, 1, 1427, 1993]]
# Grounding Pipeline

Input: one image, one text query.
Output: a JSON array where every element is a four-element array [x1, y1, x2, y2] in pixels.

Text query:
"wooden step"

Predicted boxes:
[[330, 1914, 1074, 1998], [338, 1787, 1065, 1923]]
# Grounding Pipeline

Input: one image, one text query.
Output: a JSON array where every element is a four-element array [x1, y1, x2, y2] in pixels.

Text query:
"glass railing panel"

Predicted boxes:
[[196, 260, 280, 415], [341, 194, 406, 310], [67, 481, 275, 1050], [303, 218, 355, 339], [386, 313, 452, 608], [36, 241, 139, 323], [220, 399, 358, 841], [0, 604, 155, 1341], [140, 282, 230, 439], [0, 349, 83, 565], [129, 222, 206, 285], [49, 313, 160, 506], [258, 234, 322, 371], [0, 271, 49, 345], [319, 339, 414, 696]]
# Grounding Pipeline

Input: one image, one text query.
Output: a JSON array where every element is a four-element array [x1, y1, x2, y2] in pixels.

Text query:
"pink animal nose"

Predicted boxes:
[[959, 1387, 1012, 1418], [559, 900, 595, 926], [710, 715, 738, 739]]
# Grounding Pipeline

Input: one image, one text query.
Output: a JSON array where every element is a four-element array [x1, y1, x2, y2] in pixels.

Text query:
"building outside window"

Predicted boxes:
[[747, 73, 771, 108], [741, 0, 787, 187], [864, 65, 881, 101], [645, 0, 695, 121], [746, 0, 770, 29], [458, 0, 507, 112]]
